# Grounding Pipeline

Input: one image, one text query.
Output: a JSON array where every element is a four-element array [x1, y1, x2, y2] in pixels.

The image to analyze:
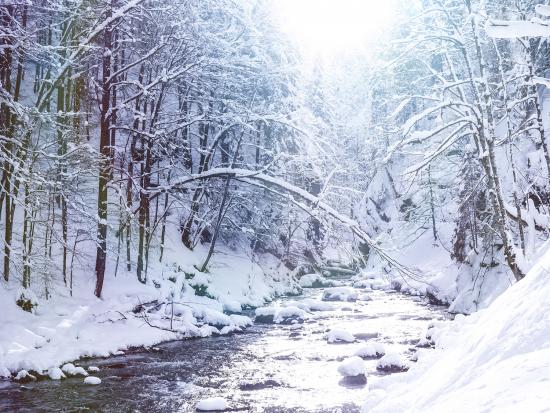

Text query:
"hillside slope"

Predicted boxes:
[[365, 242, 550, 412]]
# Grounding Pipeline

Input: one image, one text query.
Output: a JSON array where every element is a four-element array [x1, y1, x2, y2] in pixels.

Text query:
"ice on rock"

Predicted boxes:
[[84, 376, 101, 385], [327, 328, 355, 343], [376, 352, 409, 372], [354, 342, 385, 358], [48, 367, 65, 380], [196, 397, 228, 411], [322, 287, 358, 302], [338, 356, 366, 377]]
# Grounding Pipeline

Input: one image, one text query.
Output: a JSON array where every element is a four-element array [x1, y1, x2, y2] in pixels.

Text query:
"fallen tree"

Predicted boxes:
[[148, 167, 425, 281]]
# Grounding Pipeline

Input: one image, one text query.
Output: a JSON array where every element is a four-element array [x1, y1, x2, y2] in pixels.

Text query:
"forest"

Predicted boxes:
[[2, 0, 550, 412]]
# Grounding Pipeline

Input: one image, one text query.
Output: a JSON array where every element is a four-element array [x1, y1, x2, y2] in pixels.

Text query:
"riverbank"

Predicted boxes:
[[0, 246, 299, 378]]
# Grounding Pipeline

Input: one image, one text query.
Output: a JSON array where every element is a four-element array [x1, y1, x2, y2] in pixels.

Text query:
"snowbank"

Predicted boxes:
[[0, 238, 298, 378], [364, 244, 550, 412]]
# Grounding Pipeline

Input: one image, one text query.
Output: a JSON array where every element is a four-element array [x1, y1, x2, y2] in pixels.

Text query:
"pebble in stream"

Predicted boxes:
[[0, 282, 448, 413]]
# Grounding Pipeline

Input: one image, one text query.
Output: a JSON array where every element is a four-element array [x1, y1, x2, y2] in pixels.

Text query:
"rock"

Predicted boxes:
[[239, 379, 282, 390], [339, 374, 367, 386]]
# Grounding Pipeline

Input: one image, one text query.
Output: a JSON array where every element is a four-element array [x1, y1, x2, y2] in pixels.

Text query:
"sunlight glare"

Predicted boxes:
[[276, 0, 396, 56]]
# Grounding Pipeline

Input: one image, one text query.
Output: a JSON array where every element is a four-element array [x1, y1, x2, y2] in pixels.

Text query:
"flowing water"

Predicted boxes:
[[0, 280, 448, 413]]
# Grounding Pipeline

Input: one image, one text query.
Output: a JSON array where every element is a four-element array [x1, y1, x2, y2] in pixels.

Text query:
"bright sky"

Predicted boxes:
[[275, 0, 396, 58]]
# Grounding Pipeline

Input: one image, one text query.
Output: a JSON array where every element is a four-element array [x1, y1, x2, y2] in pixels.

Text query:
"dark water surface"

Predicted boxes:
[[0, 284, 448, 413]]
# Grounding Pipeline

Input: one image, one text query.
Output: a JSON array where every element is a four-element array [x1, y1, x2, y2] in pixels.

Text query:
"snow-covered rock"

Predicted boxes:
[[84, 376, 101, 385], [62, 363, 89, 376], [299, 273, 342, 288], [338, 356, 366, 377], [327, 328, 355, 343], [283, 299, 334, 312], [357, 293, 373, 302], [354, 342, 385, 358], [88, 366, 99, 372], [196, 397, 228, 411], [376, 352, 409, 373], [352, 279, 373, 289], [14, 369, 36, 383], [48, 367, 65, 380], [255, 306, 307, 324], [322, 287, 358, 302]]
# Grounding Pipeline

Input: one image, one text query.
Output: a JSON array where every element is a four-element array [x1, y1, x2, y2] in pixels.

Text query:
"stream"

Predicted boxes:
[[0, 278, 448, 413]]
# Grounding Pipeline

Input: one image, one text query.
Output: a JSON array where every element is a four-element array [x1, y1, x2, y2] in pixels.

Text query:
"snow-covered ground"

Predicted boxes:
[[364, 242, 550, 412], [0, 232, 299, 378]]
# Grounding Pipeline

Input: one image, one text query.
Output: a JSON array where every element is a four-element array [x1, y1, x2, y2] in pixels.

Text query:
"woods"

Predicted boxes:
[[0, 0, 316, 299], [2, 0, 550, 309]]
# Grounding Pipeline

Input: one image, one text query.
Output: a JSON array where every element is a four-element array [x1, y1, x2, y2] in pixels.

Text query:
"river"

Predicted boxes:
[[0, 278, 448, 412]]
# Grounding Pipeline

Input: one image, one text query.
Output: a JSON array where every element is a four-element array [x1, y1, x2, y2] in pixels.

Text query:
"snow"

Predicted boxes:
[[83, 376, 101, 385], [88, 366, 99, 372], [322, 287, 358, 302], [354, 342, 385, 358], [196, 397, 228, 411], [376, 352, 409, 371], [338, 356, 366, 377], [255, 306, 307, 324], [535, 4, 550, 17], [365, 244, 550, 412], [283, 298, 335, 312], [48, 367, 65, 380], [327, 328, 356, 343], [14, 369, 36, 381], [62, 363, 88, 376], [298, 273, 342, 288], [486, 20, 550, 38], [0, 236, 299, 378]]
